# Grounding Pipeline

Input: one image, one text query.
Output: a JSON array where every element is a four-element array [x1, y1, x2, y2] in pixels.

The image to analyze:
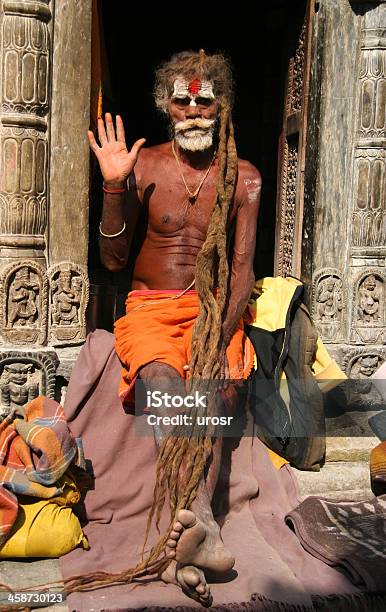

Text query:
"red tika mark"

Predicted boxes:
[[188, 78, 201, 95]]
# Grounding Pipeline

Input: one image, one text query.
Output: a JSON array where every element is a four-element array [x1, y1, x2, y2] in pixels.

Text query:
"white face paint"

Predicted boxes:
[[172, 78, 215, 107], [171, 78, 217, 151]]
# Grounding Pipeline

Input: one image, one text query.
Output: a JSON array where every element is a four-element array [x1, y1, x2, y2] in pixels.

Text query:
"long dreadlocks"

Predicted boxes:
[[63, 51, 239, 594]]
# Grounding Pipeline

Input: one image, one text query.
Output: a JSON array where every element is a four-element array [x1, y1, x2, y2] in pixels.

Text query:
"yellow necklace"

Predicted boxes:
[[172, 140, 216, 203]]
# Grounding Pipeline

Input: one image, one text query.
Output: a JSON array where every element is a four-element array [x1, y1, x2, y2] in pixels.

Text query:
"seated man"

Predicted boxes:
[[88, 50, 261, 606]]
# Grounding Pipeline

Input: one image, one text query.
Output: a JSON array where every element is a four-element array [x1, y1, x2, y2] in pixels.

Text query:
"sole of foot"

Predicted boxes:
[[161, 560, 213, 608], [165, 509, 235, 574]]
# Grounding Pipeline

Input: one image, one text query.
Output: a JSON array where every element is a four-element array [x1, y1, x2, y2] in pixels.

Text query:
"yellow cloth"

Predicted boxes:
[[312, 338, 347, 391], [250, 276, 304, 333], [0, 498, 88, 558], [0, 472, 87, 558], [249, 276, 346, 389], [49, 472, 82, 507], [268, 449, 289, 470]]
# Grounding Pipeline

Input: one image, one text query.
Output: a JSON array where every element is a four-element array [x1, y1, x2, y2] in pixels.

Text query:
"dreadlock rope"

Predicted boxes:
[[33, 104, 238, 596]]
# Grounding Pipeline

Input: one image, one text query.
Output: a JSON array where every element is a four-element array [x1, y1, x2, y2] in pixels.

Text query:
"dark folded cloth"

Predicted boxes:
[[286, 495, 386, 593], [369, 411, 386, 441]]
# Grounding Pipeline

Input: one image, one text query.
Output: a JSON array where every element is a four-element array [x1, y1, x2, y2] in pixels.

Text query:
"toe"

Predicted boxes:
[[182, 568, 200, 587], [166, 539, 177, 548], [167, 550, 176, 558], [170, 530, 181, 539], [176, 565, 211, 607], [173, 521, 183, 532], [177, 509, 197, 528]]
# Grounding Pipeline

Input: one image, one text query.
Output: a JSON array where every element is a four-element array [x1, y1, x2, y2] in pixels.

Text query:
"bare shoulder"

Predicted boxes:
[[131, 142, 171, 185], [137, 142, 171, 164], [234, 158, 262, 211], [237, 158, 262, 185]]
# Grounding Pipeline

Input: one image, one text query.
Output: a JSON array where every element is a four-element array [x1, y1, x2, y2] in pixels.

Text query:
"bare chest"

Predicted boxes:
[[142, 173, 221, 236]]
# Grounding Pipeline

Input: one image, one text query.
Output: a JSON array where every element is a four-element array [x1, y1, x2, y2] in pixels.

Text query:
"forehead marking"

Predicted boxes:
[[188, 78, 201, 95], [172, 78, 215, 100]]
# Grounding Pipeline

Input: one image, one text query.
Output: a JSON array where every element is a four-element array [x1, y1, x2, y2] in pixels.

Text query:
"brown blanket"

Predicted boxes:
[[286, 495, 386, 593], [60, 330, 372, 611]]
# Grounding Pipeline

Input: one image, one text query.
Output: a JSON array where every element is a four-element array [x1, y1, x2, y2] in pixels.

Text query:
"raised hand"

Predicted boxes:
[[88, 113, 146, 186]]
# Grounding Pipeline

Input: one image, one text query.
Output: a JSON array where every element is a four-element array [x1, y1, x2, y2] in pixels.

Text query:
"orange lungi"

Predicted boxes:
[[114, 290, 255, 407]]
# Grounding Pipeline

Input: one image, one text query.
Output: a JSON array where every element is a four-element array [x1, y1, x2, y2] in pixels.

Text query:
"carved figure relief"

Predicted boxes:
[[8, 266, 39, 326], [0, 362, 38, 417], [317, 277, 343, 321], [0, 350, 57, 420], [351, 270, 386, 344], [358, 274, 382, 323], [48, 263, 89, 345], [0, 261, 48, 345], [52, 271, 80, 326], [342, 348, 385, 404], [356, 355, 381, 379], [312, 269, 345, 342], [343, 349, 385, 380]]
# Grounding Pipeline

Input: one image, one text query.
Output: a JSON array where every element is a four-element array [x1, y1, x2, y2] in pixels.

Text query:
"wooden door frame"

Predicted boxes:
[[274, 0, 315, 278]]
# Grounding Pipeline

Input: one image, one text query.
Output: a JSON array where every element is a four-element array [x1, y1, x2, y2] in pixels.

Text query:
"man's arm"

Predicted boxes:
[[98, 173, 142, 271], [88, 113, 145, 272], [222, 162, 262, 347]]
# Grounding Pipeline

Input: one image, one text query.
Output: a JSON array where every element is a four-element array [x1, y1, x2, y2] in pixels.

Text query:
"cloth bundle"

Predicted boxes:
[[0, 396, 87, 557]]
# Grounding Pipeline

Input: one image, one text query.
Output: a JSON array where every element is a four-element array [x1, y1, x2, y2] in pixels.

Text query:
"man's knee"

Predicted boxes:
[[139, 362, 181, 383], [139, 362, 184, 401]]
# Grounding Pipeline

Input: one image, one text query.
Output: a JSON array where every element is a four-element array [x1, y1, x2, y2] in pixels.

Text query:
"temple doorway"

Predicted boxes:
[[89, 1, 309, 317]]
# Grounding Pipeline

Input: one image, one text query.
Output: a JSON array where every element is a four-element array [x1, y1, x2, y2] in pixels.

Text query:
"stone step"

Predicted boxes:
[[326, 435, 378, 462], [294, 460, 373, 501], [0, 558, 67, 611]]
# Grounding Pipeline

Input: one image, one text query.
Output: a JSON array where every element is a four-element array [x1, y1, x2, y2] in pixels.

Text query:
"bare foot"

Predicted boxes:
[[161, 560, 212, 607], [165, 509, 235, 574]]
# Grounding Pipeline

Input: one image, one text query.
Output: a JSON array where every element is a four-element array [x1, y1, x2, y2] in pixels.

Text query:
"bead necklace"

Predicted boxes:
[[171, 140, 216, 204]]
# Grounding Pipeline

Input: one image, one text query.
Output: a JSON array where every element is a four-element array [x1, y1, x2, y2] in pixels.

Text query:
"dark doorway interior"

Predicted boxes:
[[89, 2, 307, 310]]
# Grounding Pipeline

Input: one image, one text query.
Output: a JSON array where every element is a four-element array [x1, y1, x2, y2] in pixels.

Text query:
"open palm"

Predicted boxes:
[[88, 113, 145, 185]]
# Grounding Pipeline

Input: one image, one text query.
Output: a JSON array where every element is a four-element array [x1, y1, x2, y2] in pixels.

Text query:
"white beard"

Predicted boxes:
[[174, 118, 216, 152], [175, 129, 214, 151]]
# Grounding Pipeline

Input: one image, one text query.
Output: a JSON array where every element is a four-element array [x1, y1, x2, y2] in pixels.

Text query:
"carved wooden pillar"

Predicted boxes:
[[307, 0, 386, 384], [0, 0, 51, 265], [345, 1, 386, 378], [0, 0, 92, 412]]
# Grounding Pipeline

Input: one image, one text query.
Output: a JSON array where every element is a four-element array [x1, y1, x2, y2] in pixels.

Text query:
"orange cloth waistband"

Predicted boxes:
[[129, 289, 198, 296], [114, 291, 255, 407]]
